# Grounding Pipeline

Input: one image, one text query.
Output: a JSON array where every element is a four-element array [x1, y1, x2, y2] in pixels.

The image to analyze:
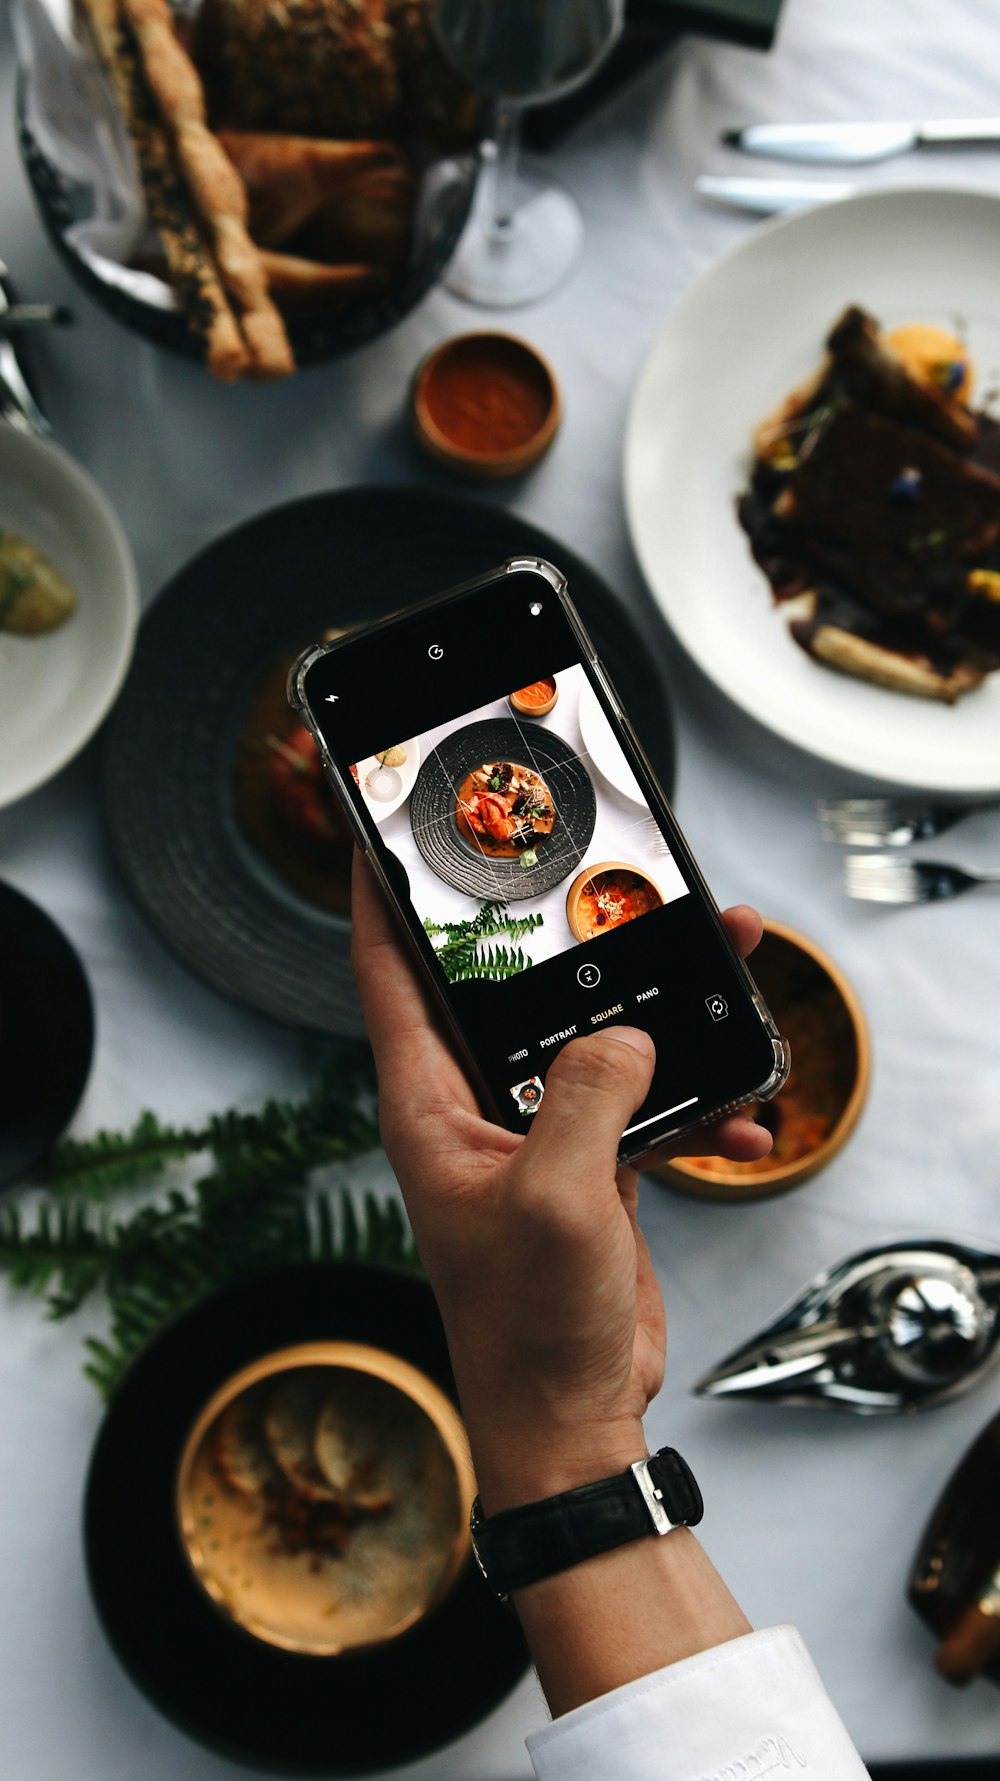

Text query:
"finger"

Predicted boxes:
[[721, 904, 763, 960], [350, 850, 475, 1119], [653, 1112, 773, 1163], [518, 1028, 656, 1205]]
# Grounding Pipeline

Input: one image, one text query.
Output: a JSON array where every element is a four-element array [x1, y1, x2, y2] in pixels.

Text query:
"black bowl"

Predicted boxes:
[[0, 879, 94, 1192], [84, 1261, 529, 1772]]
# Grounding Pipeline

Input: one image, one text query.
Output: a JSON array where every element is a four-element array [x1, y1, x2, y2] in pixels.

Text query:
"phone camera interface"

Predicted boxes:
[[705, 994, 729, 1021], [510, 1076, 544, 1116]]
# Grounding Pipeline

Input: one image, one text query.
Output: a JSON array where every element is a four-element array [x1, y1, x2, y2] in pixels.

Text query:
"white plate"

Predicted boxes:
[[577, 681, 645, 805], [355, 740, 421, 823], [0, 428, 138, 808], [624, 186, 1000, 793]]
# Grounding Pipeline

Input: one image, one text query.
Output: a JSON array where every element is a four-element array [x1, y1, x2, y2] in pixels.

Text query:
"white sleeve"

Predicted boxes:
[[526, 1625, 871, 1780]]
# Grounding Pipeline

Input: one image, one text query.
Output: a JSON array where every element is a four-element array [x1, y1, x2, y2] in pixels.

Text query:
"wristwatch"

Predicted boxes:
[[469, 1447, 703, 1600]]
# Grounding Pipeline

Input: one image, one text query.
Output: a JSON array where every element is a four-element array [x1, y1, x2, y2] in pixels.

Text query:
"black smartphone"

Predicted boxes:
[[289, 558, 789, 1162]]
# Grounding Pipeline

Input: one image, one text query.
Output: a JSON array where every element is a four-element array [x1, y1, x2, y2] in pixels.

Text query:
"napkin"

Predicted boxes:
[[12, 0, 179, 310]]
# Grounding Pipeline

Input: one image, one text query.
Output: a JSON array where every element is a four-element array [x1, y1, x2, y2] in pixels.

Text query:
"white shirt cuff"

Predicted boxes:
[[527, 1624, 871, 1780]]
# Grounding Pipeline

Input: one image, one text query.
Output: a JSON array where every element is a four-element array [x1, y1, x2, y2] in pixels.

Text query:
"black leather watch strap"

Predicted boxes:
[[470, 1447, 703, 1599]]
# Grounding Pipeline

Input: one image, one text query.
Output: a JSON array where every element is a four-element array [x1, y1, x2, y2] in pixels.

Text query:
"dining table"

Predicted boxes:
[[3, 0, 1000, 1774]]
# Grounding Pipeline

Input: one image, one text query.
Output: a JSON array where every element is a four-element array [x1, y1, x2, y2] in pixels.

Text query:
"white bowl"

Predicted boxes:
[[0, 427, 138, 808]]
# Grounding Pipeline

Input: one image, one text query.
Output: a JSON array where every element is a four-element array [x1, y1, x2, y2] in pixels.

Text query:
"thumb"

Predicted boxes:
[[517, 1028, 656, 1197]]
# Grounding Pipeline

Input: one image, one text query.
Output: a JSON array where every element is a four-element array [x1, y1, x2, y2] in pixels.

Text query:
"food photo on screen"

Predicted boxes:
[[351, 662, 689, 987]]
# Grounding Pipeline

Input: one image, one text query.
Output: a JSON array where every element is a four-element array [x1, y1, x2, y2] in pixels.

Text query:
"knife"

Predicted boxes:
[[723, 118, 1000, 165], [696, 174, 857, 215]]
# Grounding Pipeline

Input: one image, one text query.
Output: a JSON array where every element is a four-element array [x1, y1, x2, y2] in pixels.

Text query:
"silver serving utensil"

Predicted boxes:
[[0, 262, 52, 438], [0, 304, 74, 335], [695, 1240, 1000, 1413], [722, 119, 1000, 165], [696, 174, 857, 215], [844, 855, 1000, 903], [819, 797, 1000, 848]]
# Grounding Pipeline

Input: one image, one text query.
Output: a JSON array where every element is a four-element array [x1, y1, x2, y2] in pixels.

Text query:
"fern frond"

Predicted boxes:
[[38, 1110, 203, 1198], [1, 1047, 395, 1397], [0, 1200, 111, 1296], [424, 902, 543, 983], [448, 943, 534, 981], [84, 1186, 421, 1400]]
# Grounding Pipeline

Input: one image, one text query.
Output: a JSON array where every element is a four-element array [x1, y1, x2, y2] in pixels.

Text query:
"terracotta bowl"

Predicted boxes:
[[175, 1340, 474, 1657], [410, 331, 561, 479], [647, 919, 870, 1202], [565, 860, 664, 944], [508, 676, 559, 717]]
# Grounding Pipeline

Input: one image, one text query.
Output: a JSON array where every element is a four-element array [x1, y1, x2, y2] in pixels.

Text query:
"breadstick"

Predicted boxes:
[[257, 248, 387, 316], [118, 0, 294, 378], [78, 0, 250, 380], [217, 132, 402, 248]]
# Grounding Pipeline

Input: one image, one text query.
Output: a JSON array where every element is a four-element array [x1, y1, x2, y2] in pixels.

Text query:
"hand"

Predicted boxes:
[[351, 851, 771, 1513]]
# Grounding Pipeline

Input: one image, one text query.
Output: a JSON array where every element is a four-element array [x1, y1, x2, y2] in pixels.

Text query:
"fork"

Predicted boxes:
[[844, 855, 1000, 903], [819, 796, 1000, 848]]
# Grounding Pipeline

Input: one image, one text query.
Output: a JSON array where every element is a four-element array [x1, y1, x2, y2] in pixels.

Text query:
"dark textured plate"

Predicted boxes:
[[18, 95, 476, 367], [101, 486, 676, 1036], [0, 878, 94, 1191], [84, 1262, 528, 1772], [410, 717, 596, 901]]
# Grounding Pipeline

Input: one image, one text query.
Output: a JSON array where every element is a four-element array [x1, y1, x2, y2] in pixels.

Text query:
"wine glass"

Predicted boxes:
[[434, 0, 625, 307]]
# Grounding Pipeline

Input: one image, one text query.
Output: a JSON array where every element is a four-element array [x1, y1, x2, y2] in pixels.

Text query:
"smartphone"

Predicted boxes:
[[289, 558, 789, 1163]]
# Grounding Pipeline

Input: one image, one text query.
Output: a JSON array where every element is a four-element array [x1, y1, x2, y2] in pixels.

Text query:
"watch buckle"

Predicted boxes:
[[631, 1457, 676, 1536]]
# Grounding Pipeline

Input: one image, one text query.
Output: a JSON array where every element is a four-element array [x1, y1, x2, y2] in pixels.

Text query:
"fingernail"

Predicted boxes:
[[607, 1026, 655, 1057]]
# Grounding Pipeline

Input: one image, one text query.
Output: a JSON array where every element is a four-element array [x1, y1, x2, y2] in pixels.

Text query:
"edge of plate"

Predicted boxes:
[[622, 184, 1000, 793], [0, 430, 140, 809]]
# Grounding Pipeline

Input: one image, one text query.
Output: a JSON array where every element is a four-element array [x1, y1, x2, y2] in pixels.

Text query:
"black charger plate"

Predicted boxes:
[[84, 1261, 529, 1773], [0, 879, 94, 1192], [410, 718, 597, 900], [101, 486, 676, 1037]]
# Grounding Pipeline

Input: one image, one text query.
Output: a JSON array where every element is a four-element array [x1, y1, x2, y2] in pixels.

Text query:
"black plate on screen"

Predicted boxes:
[[0, 879, 94, 1192], [101, 486, 676, 1036], [18, 92, 477, 366], [84, 1262, 528, 1772], [410, 718, 596, 900]]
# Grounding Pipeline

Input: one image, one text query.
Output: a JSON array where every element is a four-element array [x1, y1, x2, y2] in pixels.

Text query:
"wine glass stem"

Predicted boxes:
[[490, 99, 522, 240]]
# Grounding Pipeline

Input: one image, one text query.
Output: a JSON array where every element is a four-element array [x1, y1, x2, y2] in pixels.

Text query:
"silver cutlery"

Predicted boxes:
[[695, 174, 856, 216], [0, 263, 52, 438], [0, 304, 74, 335], [722, 118, 1000, 166], [819, 796, 1000, 848], [694, 1239, 1000, 1414], [844, 855, 1000, 904]]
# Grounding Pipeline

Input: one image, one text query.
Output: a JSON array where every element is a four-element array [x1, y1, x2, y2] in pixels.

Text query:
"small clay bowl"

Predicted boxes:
[[509, 676, 559, 718], [566, 860, 664, 943], [647, 919, 870, 1203], [176, 1340, 474, 1657], [411, 331, 561, 479]]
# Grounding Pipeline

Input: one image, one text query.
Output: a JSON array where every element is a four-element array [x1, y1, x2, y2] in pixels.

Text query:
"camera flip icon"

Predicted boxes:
[[705, 994, 729, 1022]]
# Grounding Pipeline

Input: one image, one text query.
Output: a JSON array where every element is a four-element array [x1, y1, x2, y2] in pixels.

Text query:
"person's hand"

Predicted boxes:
[[351, 851, 771, 1513]]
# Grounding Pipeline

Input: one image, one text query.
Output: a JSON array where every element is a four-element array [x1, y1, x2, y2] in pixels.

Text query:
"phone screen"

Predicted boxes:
[[302, 565, 781, 1152]]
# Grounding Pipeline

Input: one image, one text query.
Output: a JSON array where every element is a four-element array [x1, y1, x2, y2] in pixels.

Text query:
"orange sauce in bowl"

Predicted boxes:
[[510, 678, 556, 711], [573, 869, 662, 940]]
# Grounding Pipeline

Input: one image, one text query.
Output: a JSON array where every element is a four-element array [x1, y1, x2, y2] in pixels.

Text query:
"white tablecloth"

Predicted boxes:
[[2, 0, 1000, 1772]]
